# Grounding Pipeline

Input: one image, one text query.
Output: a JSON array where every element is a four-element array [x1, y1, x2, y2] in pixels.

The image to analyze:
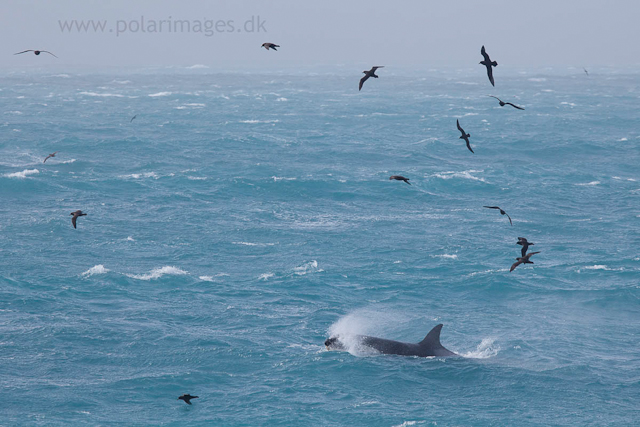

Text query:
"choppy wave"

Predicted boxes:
[[127, 266, 188, 280], [148, 92, 172, 97], [461, 338, 500, 359], [82, 265, 109, 277], [79, 91, 124, 97], [4, 169, 39, 178], [432, 170, 486, 183]]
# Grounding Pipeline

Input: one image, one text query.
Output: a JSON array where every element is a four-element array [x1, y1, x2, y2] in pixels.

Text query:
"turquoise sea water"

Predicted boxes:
[[1, 67, 639, 426]]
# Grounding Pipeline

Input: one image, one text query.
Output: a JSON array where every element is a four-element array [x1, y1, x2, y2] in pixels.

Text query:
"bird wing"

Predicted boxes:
[[72, 215, 77, 229], [43, 155, 51, 163], [14, 50, 35, 55], [487, 95, 501, 102], [466, 140, 474, 153], [130, 115, 137, 122], [506, 213, 512, 226], [481, 45, 490, 62], [525, 251, 541, 259], [510, 259, 523, 272], [517, 237, 527, 242], [483, 206, 500, 210], [371, 66, 384, 71], [486, 66, 495, 86], [505, 102, 524, 110], [456, 119, 464, 133], [41, 51, 58, 58], [359, 75, 370, 91]]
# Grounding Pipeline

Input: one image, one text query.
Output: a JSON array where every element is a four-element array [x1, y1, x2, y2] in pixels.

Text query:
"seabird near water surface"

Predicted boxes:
[[178, 394, 199, 405], [517, 237, 534, 258], [487, 96, 524, 110], [479, 45, 497, 86], [43, 152, 58, 163], [389, 175, 411, 185], [70, 210, 87, 229], [510, 251, 540, 272], [359, 66, 384, 91], [456, 120, 473, 153], [483, 206, 512, 225]]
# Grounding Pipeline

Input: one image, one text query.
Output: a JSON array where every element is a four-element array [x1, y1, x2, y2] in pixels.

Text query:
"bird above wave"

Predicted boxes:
[[479, 45, 497, 86], [178, 394, 199, 405], [70, 210, 87, 229], [487, 95, 524, 110], [510, 251, 540, 272], [456, 119, 473, 153], [517, 237, 534, 258], [43, 151, 58, 163], [483, 206, 512, 225], [359, 66, 384, 91], [389, 175, 411, 185]]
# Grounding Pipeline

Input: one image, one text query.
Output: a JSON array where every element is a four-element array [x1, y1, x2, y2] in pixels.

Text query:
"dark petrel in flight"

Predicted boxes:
[[389, 175, 411, 185], [178, 394, 199, 405], [70, 210, 87, 229], [14, 49, 58, 58], [510, 251, 540, 272], [130, 115, 137, 123], [261, 43, 279, 51], [487, 96, 524, 110], [43, 151, 58, 163], [583, 68, 589, 76], [479, 45, 497, 86], [516, 237, 535, 258], [359, 66, 384, 91], [483, 206, 512, 225], [456, 120, 473, 153]]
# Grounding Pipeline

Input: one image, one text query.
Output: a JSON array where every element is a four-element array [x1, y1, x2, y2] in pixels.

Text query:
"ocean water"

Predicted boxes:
[[0, 66, 639, 426]]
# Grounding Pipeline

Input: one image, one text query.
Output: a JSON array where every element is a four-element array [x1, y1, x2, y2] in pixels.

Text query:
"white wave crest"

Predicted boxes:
[[79, 91, 124, 97], [232, 242, 277, 247], [4, 169, 39, 178], [293, 260, 321, 275], [434, 254, 458, 259], [258, 272, 275, 281], [148, 92, 172, 97], [119, 172, 159, 180], [239, 119, 279, 124], [461, 337, 500, 358], [128, 266, 188, 280], [82, 265, 109, 277], [576, 181, 600, 186], [433, 170, 486, 183], [272, 176, 297, 182], [186, 64, 209, 69]]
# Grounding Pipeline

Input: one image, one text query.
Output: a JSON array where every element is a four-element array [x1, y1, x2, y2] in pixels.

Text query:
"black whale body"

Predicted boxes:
[[325, 324, 457, 357]]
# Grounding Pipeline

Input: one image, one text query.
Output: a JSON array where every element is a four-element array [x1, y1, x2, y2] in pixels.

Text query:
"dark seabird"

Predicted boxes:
[[261, 43, 279, 51], [359, 66, 384, 91], [178, 394, 199, 405], [43, 151, 58, 163], [389, 175, 411, 185], [70, 210, 87, 229], [130, 115, 137, 123], [483, 206, 512, 225], [14, 49, 58, 58], [510, 251, 540, 272], [487, 96, 524, 110], [516, 237, 534, 258], [479, 45, 497, 86], [583, 68, 589, 76], [456, 120, 473, 153]]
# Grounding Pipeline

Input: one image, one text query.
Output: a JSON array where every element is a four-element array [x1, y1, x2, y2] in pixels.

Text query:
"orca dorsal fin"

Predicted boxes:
[[419, 324, 444, 348]]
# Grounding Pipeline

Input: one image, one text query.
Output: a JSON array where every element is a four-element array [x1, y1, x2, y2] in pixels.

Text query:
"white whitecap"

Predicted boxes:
[[82, 265, 109, 277], [258, 272, 275, 281], [461, 337, 500, 358], [127, 266, 188, 280], [575, 181, 600, 186], [79, 91, 124, 97], [293, 260, 321, 275], [434, 254, 458, 259], [4, 169, 39, 178], [148, 92, 172, 97]]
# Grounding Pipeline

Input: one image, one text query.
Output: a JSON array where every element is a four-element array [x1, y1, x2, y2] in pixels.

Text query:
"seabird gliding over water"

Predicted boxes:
[[70, 210, 87, 229], [130, 115, 137, 123], [178, 394, 199, 405], [517, 237, 534, 257], [43, 151, 58, 163], [359, 66, 384, 91], [389, 175, 411, 185], [479, 45, 497, 86], [456, 120, 473, 153], [14, 49, 58, 58], [510, 251, 540, 272], [261, 43, 279, 51], [487, 96, 524, 110], [483, 206, 512, 225]]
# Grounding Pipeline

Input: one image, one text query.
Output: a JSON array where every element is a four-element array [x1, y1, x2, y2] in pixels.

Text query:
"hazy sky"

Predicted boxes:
[[1, 0, 639, 69]]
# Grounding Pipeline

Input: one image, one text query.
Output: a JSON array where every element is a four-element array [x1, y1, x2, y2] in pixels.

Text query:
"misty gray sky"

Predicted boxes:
[[1, 0, 639, 70]]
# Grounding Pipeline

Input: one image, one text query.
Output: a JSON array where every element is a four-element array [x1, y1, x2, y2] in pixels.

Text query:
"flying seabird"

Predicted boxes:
[[261, 43, 279, 51], [516, 237, 534, 258], [510, 251, 540, 272], [359, 66, 384, 91], [389, 175, 411, 185], [14, 49, 58, 58], [479, 46, 497, 86], [70, 210, 87, 229], [130, 115, 137, 123], [43, 151, 58, 163], [483, 206, 512, 225], [583, 68, 589, 76], [487, 96, 524, 110], [456, 120, 473, 153], [178, 394, 199, 405]]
